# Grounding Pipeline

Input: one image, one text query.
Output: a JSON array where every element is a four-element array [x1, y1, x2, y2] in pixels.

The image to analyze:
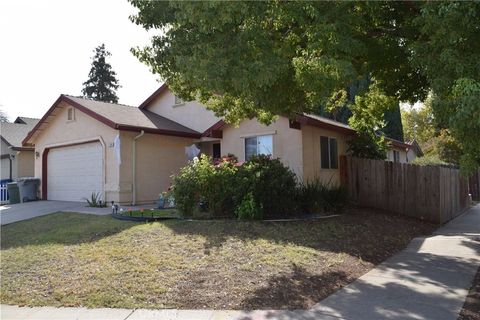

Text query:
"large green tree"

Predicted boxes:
[[411, 2, 480, 173], [129, 1, 425, 122], [401, 99, 462, 166], [82, 44, 120, 103], [130, 1, 479, 172]]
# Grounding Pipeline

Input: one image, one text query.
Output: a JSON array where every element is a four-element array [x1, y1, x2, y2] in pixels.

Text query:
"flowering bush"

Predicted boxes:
[[171, 154, 297, 219], [171, 154, 239, 217]]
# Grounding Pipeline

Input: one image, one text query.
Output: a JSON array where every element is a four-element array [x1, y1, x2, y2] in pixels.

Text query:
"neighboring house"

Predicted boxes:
[[23, 86, 422, 204], [1, 117, 39, 180], [405, 139, 424, 163], [386, 139, 423, 164]]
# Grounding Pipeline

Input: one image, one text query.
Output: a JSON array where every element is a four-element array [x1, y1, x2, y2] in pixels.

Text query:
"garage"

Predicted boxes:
[[47, 142, 103, 201]]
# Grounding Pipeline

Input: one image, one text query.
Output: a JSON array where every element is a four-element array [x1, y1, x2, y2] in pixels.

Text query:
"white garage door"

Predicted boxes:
[[47, 142, 103, 201]]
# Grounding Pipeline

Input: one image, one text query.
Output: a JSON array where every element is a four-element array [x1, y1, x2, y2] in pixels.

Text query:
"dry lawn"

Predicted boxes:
[[0, 208, 436, 309]]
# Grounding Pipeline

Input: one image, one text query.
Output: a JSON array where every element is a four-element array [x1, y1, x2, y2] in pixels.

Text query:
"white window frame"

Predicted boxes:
[[244, 134, 273, 160], [67, 107, 75, 122], [393, 150, 400, 163]]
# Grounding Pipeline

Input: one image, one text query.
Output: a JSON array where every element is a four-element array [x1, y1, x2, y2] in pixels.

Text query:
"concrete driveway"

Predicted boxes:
[[0, 200, 157, 225], [0, 201, 111, 225]]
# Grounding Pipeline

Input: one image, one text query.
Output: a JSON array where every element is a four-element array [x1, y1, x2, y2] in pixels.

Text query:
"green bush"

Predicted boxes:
[[297, 178, 348, 214], [171, 155, 238, 217], [172, 154, 297, 219], [83, 192, 106, 208], [235, 192, 263, 220], [172, 155, 346, 219], [239, 155, 298, 218]]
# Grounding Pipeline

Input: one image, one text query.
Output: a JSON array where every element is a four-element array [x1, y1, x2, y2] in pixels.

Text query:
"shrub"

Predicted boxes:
[[172, 154, 297, 219], [239, 155, 297, 218], [297, 178, 348, 214], [235, 192, 263, 220], [83, 192, 106, 208], [324, 185, 348, 213], [171, 155, 238, 217]]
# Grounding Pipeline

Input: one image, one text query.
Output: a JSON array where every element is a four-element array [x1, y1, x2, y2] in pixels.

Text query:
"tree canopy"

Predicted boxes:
[[130, 1, 480, 172], [82, 44, 120, 103], [402, 99, 462, 166]]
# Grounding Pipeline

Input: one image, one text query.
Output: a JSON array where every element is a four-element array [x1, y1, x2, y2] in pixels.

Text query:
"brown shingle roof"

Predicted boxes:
[[23, 95, 201, 145], [64, 95, 199, 135], [1, 118, 39, 148]]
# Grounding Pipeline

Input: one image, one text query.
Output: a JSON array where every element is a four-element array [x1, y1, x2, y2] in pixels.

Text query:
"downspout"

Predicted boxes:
[[8, 157, 12, 180], [132, 130, 145, 205]]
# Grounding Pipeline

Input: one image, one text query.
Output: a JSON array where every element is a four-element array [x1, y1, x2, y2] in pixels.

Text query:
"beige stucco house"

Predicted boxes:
[[1, 117, 39, 181], [23, 85, 420, 204]]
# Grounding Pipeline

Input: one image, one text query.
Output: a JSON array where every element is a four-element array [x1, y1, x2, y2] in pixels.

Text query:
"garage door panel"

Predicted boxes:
[[47, 143, 103, 201]]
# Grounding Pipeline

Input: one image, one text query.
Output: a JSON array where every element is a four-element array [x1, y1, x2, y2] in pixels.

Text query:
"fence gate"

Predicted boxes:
[[0, 182, 9, 205]]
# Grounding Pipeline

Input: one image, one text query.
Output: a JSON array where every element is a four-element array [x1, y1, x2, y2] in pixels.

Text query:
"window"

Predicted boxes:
[[393, 150, 400, 163], [245, 135, 273, 160], [67, 107, 75, 121], [174, 96, 184, 106], [212, 143, 221, 159], [320, 136, 338, 169]]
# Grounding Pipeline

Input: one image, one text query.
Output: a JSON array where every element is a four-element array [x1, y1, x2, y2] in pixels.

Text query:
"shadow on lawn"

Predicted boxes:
[[237, 250, 480, 319], [164, 210, 437, 265], [240, 265, 352, 309], [0, 212, 137, 249]]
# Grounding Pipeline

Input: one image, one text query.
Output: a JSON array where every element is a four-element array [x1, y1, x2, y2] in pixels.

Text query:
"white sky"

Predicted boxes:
[[0, 0, 161, 122]]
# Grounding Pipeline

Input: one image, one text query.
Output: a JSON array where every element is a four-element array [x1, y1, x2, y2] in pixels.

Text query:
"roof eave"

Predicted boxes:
[[11, 146, 34, 151], [22, 94, 119, 146], [116, 124, 201, 139], [139, 83, 168, 109], [296, 114, 356, 135], [201, 120, 226, 138]]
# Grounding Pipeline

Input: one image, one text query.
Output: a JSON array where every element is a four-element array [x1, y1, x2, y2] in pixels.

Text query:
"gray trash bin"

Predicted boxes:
[[17, 178, 40, 202]]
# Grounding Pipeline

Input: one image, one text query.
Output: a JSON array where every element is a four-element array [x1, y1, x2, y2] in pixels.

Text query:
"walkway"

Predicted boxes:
[[1, 205, 479, 320], [0, 200, 155, 225]]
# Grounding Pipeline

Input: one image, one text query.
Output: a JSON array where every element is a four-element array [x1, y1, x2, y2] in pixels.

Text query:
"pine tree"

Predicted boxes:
[[82, 44, 120, 103], [0, 109, 9, 122], [382, 104, 404, 142]]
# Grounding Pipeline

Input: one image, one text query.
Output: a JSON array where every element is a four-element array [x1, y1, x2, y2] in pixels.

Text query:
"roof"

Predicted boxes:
[[139, 83, 168, 109], [1, 117, 39, 150], [406, 139, 424, 157], [23, 95, 201, 145], [14, 117, 39, 126], [297, 113, 356, 135]]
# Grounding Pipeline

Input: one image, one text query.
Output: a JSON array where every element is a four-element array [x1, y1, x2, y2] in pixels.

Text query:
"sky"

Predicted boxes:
[[0, 0, 161, 122]]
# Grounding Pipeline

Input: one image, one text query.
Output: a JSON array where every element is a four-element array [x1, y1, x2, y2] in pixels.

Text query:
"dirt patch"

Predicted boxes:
[[458, 267, 480, 320]]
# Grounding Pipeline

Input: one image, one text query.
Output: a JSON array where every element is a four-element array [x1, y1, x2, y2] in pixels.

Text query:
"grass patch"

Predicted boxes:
[[0, 208, 436, 309]]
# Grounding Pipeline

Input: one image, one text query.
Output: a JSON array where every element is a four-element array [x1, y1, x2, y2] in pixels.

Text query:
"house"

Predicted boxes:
[[1, 117, 39, 180], [23, 85, 422, 204]]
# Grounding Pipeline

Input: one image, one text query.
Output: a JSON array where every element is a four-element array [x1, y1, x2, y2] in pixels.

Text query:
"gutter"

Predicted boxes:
[[132, 130, 145, 206]]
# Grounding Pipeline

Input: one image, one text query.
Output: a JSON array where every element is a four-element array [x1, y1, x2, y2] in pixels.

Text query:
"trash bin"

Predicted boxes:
[[17, 178, 40, 202], [7, 182, 20, 204]]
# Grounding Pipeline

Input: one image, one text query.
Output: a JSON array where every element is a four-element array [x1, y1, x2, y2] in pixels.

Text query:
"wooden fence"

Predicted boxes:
[[469, 170, 480, 201], [339, 156, 470, 224]]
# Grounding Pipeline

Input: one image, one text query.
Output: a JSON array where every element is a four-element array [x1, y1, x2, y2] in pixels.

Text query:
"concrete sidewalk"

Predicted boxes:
[[311, 204, 480, 320], [1, 205, 479, 320]]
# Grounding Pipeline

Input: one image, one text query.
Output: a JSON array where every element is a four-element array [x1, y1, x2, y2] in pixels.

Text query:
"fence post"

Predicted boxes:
[[339, 155, 348, 187]]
